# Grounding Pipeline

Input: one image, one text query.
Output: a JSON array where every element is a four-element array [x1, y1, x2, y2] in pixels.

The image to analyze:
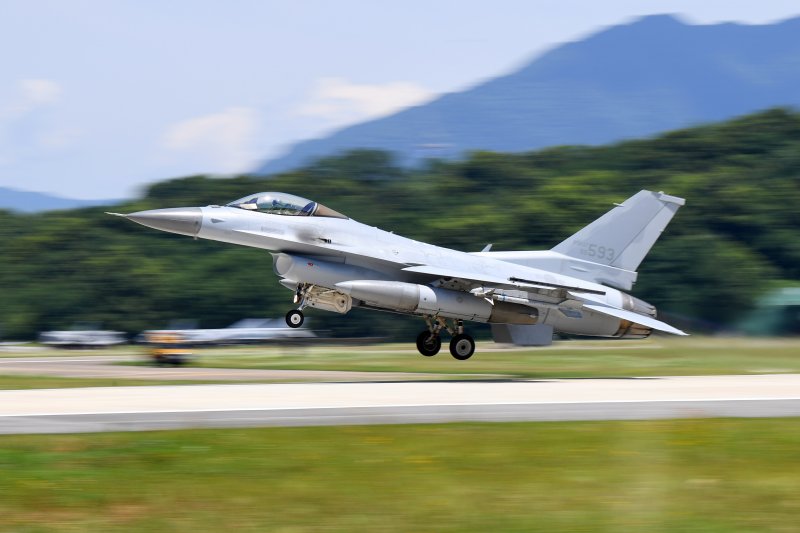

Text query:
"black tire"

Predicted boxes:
[[416, 330, 441, 356], [449, 333, 475, 360], [286, 310, 305, 328]]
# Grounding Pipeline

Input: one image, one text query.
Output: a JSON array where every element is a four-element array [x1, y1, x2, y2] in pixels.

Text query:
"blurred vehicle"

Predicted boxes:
[[140, 318, 316, 347], [145, 331, 192, 365], [39, 329, 126, 348]]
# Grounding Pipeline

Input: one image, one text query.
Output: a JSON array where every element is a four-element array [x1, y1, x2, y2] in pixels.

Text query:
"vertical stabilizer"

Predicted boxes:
[[552, 191, 684, 273]]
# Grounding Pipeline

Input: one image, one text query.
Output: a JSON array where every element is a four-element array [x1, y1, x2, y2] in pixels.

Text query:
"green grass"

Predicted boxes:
[[3, 338, 800, 391], [186, 336, 800, 378], [0, 345, 140, 358], [2, 419, 800, 532], [0, 375, 234, 390]]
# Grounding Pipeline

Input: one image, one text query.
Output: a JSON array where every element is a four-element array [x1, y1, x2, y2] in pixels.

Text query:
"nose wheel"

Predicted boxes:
[[286, 309, 305, 328]]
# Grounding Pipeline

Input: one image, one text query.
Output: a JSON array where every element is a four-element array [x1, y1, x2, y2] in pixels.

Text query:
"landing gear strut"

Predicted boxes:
[[415, 316, 475, 360], [286, 284, 307, 328]]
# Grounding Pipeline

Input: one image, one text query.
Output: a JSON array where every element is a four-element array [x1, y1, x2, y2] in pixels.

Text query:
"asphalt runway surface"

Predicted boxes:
[[3, 372, 800, 434], [0, 355, 455, 382]]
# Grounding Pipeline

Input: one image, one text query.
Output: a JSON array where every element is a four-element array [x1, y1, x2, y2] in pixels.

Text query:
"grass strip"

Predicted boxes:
[[0, 375, 233, 390], [1, 419, 800, 532], [188, 337, 800, 378]]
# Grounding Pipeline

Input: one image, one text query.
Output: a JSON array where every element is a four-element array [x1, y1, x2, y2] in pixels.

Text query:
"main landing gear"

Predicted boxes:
[[416, 317, 476, 360], [416, 331, 441, 356]]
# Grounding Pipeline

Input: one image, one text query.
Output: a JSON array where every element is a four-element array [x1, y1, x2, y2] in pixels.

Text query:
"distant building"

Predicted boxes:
[[740, 287, 800, 336]]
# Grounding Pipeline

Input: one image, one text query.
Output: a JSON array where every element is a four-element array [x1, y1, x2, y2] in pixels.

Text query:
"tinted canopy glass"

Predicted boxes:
[[226, 192, 346, 218]]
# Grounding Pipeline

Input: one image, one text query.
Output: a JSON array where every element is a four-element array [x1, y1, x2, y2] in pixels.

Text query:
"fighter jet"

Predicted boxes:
[[110, 189, 686, 359]]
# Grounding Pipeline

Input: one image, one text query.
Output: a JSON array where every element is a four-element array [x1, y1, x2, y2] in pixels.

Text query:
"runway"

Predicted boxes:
[[0, 355, 464, 382], [3, 373, 800, 434]]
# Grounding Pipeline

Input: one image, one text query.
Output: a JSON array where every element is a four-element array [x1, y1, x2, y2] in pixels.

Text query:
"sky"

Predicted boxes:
[[2, 1, 799, 200]]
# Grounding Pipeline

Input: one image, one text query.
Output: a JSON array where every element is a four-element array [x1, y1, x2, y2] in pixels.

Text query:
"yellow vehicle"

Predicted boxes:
[[145, 331, 192, 365]]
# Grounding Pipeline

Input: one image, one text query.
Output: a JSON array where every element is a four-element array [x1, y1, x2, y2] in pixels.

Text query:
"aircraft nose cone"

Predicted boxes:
[[124, 207, 203, 237]]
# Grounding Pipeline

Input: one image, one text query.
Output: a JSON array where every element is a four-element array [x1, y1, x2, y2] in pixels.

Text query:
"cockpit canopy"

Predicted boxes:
[[226, 192, 347, 219]]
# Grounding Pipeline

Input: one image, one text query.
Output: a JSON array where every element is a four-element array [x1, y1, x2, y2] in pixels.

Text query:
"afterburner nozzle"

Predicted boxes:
[[111, 207, 203, 237]]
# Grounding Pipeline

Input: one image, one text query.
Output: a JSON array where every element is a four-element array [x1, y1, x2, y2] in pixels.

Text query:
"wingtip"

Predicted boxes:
[[105, 212, 128, 218]]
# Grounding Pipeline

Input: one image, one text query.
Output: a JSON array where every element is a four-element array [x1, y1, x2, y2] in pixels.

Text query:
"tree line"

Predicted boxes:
[[1, 108, 798, 340]]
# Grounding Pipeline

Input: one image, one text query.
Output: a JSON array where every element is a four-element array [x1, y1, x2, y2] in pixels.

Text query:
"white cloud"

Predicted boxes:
[[0, 79, 67, 167], [4, 79, 62, 117], [297, 77, 434, 126], [20, 79, 61, 105], [38, 127, 82, 149], [161, 107, 259, 173]]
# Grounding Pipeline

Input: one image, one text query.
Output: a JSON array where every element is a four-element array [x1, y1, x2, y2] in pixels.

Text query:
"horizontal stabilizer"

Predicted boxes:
[[582, 304, 687, 336]]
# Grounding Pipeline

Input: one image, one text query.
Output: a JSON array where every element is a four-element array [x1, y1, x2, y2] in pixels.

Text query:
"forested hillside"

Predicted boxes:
[[257, 15, 800, 174], [1, 109, 799, 340]]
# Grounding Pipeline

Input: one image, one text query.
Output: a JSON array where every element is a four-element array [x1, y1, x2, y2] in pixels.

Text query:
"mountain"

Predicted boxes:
[[255, 14, 800, 175], [0, 187, 120, 213]]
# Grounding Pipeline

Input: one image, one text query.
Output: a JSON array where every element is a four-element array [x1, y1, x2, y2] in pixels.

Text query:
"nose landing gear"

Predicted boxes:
[[285, 282, 353, 328], [416, 317, 475, 360], [286, 285, 306, 328]]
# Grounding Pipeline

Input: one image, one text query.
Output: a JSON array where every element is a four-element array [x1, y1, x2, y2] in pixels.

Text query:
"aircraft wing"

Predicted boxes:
[[402, 265, 511, 287], [401, 264, 606, 295], [404, 265, 686, 336]]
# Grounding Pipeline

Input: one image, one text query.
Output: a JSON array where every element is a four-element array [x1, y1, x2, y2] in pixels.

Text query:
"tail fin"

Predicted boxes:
[[552, 190, 685, 272]]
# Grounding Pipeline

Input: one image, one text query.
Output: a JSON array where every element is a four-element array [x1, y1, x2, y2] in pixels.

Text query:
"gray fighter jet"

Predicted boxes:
[[110, 189, 686, 359]]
